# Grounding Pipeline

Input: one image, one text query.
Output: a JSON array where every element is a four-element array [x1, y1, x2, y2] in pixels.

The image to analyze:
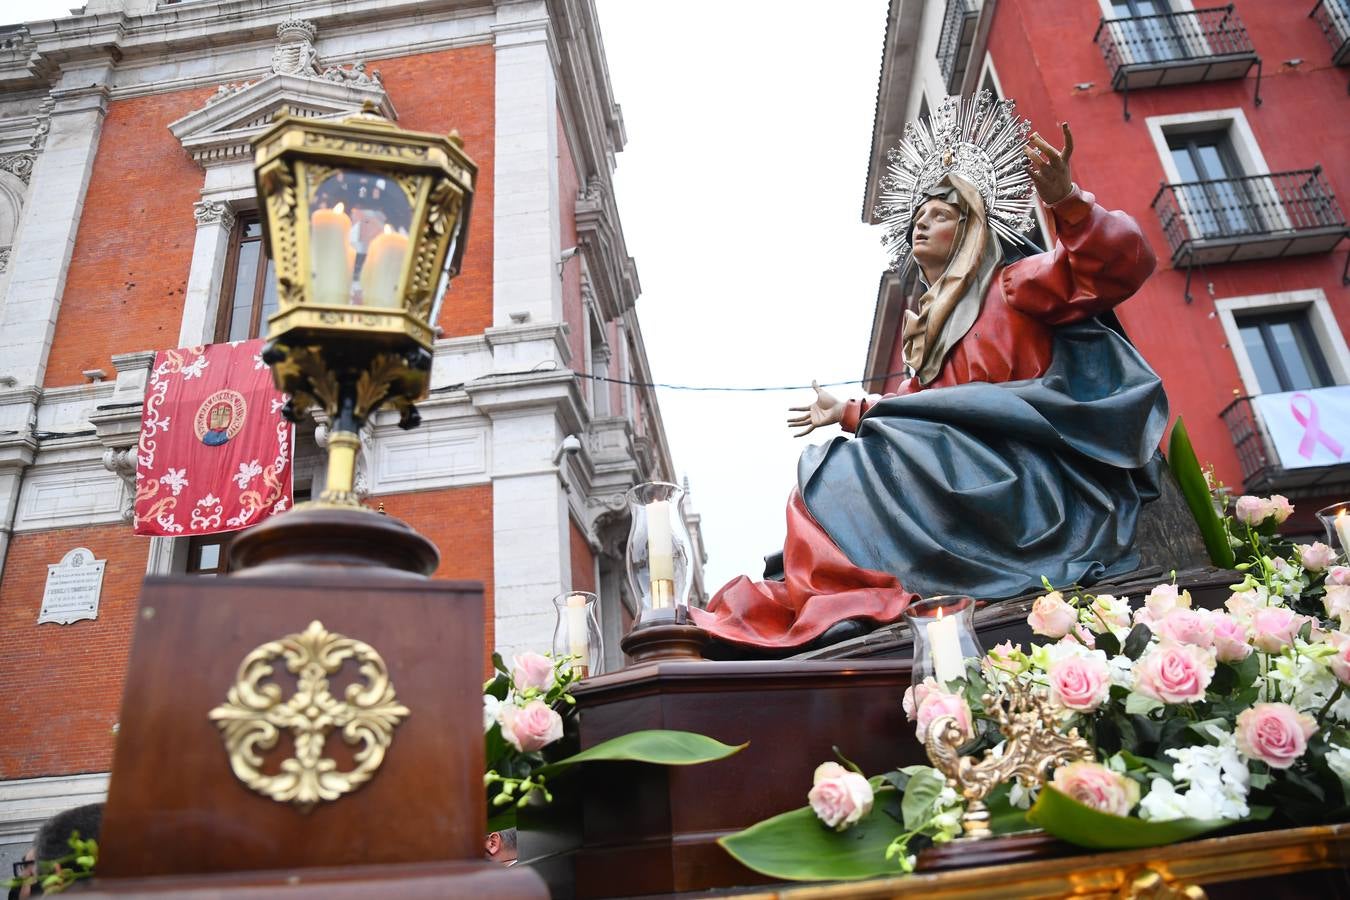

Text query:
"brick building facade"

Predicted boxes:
[[0, 0, 705, 851], [865, 0, 1350, 534]]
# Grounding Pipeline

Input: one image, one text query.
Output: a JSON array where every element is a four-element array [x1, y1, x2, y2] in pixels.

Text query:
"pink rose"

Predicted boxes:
[[1324, 585, 1350, 622], [1134, 641, 1215, 704], [915, 689, 974, 742], [1153, 607, 1214, 649], [808, 765, 874, 831], [1225, 588, 1265, 623], [1235, 495, 1273, 526], [1329, 566, 1350, 587], [902, 677, 939, 720], [1135, 584, 1192, 629], [1048, 654, 1110, 712], [511, 651, 555, 693], [1235, 702, 1317, 769], [1028, 591, 1076, 639], [1051, 762, 1139, 817], [987, 641, 1024, 673], [1210, 612, 1253, 663], [1269, 495, 1294, 524], [498, 699, 564, 752], [1301, 542, 1336, 572], [1250, 606, 1306, 653], [1327, 634, 1350, 686]]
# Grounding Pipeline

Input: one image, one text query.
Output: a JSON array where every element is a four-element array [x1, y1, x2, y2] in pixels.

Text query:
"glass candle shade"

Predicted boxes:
[[309, 168, 414, 307], [902, 595, 982, 688], [552, 592, 603, 679], [1316, 502, 1350, 557], [624, 482, 694, 625]]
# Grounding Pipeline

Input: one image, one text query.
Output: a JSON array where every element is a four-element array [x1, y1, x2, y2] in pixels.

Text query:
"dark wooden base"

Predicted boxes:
[[79, 860, 546, 898], [518, 658, 918, 898], [619, 622, 711, 663], [228, 504, 439, 577]]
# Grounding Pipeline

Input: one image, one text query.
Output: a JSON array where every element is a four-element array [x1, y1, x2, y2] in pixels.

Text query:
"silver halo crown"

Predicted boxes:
[[877, 90, 1035, 268]]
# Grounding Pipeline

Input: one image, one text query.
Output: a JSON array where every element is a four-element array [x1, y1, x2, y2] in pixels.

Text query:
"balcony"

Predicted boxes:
[[1152, 169, 1349, 296], [1221, 389, 1350, 497], [1094, 6, 1261, 119], [1311, 0, 1350, 66], [936, 0, 979, 95]]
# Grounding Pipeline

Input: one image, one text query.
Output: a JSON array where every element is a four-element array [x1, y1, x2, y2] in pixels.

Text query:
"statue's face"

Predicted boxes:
[[911, 198, 961, 278]]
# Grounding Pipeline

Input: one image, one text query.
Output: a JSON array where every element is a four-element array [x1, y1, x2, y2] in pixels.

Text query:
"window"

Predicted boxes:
[[1165, 130, 1262, 237], [186, 534, 232, 576], [1236, 311, 1335, 394], [216, 212, 278, 342], [1110, 0, 1184, 63]]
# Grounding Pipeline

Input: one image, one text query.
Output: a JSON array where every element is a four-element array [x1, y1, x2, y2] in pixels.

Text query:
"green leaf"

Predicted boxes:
[[899, 767, 945, 831], [1122, 623, 1153, 661], [1095, 630, 1122, 657], [1027, 785, 1233, 850], [536, 729, 746, 778], [484, 672, 510, 702], [718, 797, 906, 882], [1125, 692, 1163, 717], [985, 783, 1035, 835], [486, 809, 516, 833], [1166, 418, 1236, 569], [492, 652, 509, 675]]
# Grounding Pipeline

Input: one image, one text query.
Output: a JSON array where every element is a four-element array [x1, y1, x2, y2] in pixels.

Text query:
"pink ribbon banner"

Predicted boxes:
[[1251, 385, 1350, 470]]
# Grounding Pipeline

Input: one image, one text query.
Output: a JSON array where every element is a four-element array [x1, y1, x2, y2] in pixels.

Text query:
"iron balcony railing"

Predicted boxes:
[[1221, 393, 1350, 495], [1311, 0, 1350, 66], [1093, 5, 1261, 118], [1152, 168, 1349, 270], [936, 0, 979, 95]]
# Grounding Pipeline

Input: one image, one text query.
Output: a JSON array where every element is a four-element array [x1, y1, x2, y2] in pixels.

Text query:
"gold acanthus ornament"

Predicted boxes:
[[208, 619, 410, 811], [924, 661, 1093, 839]]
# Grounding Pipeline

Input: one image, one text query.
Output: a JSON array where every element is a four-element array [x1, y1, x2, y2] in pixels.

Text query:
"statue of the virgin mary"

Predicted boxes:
[[690, 92, 1168, 651]]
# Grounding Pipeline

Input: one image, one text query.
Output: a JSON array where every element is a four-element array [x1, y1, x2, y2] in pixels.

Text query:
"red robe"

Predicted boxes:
[[690, 187, 1156, 649]]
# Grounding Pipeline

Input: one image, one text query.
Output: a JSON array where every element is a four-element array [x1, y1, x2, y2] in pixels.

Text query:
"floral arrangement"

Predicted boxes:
[[721, 492, 1350, 881], [3, 832, 97, 895], [484, 650, 746, 831]]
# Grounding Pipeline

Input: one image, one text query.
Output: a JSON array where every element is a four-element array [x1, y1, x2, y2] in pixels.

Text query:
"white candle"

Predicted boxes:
[[647, 499, 675, 607], [311, 203, 354, 305], [1337, 510, 1350, 557], [566, 593, 589, 675], [360, 225, 409, 308], [927, 607, 965, 686]]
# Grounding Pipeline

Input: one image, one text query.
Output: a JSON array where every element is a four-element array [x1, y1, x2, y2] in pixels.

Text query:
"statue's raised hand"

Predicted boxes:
[[787, 380, 846, 438], [1025, 122, 1074, 205]]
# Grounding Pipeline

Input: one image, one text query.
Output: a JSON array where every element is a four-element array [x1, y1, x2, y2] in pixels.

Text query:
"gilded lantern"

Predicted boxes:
[[251, 104, 476, 506]]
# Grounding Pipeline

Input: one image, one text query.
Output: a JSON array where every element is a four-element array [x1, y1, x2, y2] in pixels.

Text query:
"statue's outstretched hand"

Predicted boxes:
[[1026, 122, 1074, 205], [787, 380, 846, 438]]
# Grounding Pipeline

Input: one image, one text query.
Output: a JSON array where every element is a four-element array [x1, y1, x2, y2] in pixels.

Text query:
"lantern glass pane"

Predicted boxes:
[[310, 168, 414, 308]]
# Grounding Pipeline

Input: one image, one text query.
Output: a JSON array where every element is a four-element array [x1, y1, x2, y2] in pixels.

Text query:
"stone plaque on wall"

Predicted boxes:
[[39, 547, 106, 625]]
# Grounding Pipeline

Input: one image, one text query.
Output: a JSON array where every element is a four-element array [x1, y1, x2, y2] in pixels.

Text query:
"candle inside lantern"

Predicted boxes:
[[647, 499, 675, 608], [360, 225, 409, 308], [311, 202, 354, 305], [1337, 509, 1350, 556], [565, 593, 589, 677], [927, 605, 965, 686]]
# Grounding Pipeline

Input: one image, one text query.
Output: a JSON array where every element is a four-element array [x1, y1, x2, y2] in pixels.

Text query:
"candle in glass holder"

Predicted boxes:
[[311, 203, 354, 305], [360, 225, 409, 308], [1338, 510, 1350, 556], [927, 606, 964, 685], [565, 593, 589, 676], [647, 499, 675, 608]]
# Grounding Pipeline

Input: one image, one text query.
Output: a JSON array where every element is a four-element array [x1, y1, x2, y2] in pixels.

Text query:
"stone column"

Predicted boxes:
[[177, 200, 236, 345], [491, 1, 562, 329], [0, 72, 111, 389]]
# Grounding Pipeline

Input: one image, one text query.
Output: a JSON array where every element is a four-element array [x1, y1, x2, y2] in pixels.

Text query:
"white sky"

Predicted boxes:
[[7, 0, 893, 592]]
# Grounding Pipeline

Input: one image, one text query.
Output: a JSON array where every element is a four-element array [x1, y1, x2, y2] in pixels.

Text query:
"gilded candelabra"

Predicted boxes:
[[924, 662, 1093, 839]]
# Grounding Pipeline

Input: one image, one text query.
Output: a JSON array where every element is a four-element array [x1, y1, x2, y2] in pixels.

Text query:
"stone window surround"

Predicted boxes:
[[1213, 289, 1350, 397]]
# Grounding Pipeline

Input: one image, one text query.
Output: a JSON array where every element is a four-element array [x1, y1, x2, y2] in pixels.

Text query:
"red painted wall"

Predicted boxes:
[[986, 0, 1350, 497], [0, 525, 148, 778], [43, 87, 214, 387], [569, 518, 596, 595]]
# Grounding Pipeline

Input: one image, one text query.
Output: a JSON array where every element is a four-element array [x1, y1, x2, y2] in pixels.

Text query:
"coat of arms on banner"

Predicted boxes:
[[133, 340, 294, 537]]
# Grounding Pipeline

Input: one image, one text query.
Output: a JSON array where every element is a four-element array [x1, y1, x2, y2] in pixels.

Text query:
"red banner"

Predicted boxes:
[[133, 340, 293, 537]]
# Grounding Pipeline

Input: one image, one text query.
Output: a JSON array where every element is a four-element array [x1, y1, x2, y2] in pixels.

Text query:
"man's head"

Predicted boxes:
[[909, 196, 963, 283], [485, 828, 517, 865]]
